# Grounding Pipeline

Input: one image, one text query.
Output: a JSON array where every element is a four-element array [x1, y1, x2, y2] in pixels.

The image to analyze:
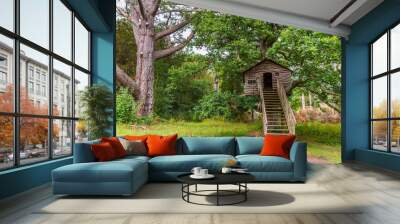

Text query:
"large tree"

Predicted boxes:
[[117, 0, 196, 116], [268, 28, 341, 112], [192, 12, 282, 93]]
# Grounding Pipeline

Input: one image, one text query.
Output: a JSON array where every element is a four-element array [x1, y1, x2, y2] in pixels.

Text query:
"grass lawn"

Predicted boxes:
[[117, 119, 341, 164], [117, 119, 263, 137]]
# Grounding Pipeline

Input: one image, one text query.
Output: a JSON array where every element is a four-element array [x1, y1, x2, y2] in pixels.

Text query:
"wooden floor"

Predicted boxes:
[[1, 162, 400, 224]]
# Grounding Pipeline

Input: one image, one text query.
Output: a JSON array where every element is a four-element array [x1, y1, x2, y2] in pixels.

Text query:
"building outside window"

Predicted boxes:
[[0, 0, 91, 170], [28, 81, 34, 94], [371, 23, 400, 154], [0, 54, 7, 90]]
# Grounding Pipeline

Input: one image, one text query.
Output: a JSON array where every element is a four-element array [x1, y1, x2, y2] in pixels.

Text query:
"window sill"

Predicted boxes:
[[0, 156, 72, 175]]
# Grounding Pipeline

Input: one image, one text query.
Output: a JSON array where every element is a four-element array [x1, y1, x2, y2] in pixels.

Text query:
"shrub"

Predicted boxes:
[[295, 107, 340, 123], [116, 87, 137, 124], [193, 92, 258, 121], [80, 84, 114, 139], [296, 122, 340, 145]]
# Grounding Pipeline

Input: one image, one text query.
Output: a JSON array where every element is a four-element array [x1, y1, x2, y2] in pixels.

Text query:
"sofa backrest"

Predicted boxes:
[[235, 137, 264, 155], [73, 140, 100, 163], [177, 137, 236, 155]]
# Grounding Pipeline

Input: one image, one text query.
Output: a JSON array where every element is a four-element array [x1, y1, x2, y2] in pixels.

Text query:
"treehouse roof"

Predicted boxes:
[[242, 58, 292, 75]]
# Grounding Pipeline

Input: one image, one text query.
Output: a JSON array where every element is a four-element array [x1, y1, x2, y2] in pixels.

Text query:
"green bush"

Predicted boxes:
[[193, 92, 258, 121], [116, 87, 137, 124], [80, 84, 113, 139], [296, 122, 340, 145]]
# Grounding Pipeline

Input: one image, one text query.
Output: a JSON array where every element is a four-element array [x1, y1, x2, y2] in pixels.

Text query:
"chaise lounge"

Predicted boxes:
[[52, 137, 307, 196]]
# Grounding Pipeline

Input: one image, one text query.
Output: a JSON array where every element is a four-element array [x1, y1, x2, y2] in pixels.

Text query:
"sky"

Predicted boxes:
[[0, 0, 89, 70]]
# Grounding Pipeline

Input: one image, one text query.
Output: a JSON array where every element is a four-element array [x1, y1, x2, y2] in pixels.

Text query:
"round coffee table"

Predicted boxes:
[[177, 173, 255, 206]]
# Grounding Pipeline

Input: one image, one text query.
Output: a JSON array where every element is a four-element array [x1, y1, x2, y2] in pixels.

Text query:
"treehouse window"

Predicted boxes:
[[0, 0, 91, 171], [247, 79, 256, 85], [370, 23, 400, 154]]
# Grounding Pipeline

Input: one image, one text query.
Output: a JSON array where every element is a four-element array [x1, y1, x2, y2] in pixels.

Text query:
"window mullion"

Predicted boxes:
[[71, 10, 76, 154], [388, 30, 391, 153]]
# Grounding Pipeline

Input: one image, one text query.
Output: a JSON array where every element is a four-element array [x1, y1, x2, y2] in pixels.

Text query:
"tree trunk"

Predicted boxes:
[[136, 25, 156, 116]]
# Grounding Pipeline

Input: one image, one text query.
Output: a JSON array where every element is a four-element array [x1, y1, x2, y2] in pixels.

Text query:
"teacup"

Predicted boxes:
[[221, 167, 232, 174], [191, 167, 202, 176], [199, 169, 208, 176]]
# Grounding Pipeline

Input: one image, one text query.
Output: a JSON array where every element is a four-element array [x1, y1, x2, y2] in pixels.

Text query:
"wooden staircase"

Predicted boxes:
[[257, 78, 296, 135], [263, 89, 289, 133]]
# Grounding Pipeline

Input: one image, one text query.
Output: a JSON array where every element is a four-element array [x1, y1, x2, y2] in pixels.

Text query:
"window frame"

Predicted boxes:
[[370, 22, 400, 154], [0, 0, 92, 171]]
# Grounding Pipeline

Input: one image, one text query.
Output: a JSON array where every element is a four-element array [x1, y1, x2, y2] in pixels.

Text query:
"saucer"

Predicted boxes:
[[190, 174, 215, 179]]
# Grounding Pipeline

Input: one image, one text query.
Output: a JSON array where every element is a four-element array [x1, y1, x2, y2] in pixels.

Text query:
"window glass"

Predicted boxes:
[[391, 120, 400, 153], [372, 76, 387, 119], [20, 0, 49, 49], [372, 33, 387, 76], [391, 72, 400, 118], [74, 18, 89, 70], [53, 0, 72, 60], [0, 0, 14, 31], [0, 35, 14, 112], [20, 44, 49, 115], [75, 120, 88, 143], [0, 116, 14, 170], [53, 59, 72, 117], [19, 117, 49, 165], [391, 24, 400, 70], [53, 119, 72, 157], [74, 69, 89, 118], [372, 121, 388, 151]]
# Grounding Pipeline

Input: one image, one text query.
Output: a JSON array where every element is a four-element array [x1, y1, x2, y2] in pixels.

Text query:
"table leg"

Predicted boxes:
[[217, 184, 219, 206], [245, 183, 247, 201], [195, 184, 198, 192]]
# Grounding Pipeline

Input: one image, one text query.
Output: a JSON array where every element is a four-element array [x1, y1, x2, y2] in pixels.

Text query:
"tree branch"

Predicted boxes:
[[307, 88, 340, 113], [153, 32, 195, 60], [151, 0, 161, 16], [137, 0, 147, 21], [155, 19, 191, 40], [116, 65, 138, 98]]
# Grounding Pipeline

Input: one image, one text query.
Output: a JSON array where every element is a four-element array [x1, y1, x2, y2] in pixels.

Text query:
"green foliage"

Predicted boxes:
[[80, 84, 114, 139], [268, 28, 341, 112], [192, 11, 283, 93], [116, 19, 136, 76], [296, 122, 341, 146], [154, 54, 212, 119], [193, 92, 258, 121], [116, 87, 137, 124]]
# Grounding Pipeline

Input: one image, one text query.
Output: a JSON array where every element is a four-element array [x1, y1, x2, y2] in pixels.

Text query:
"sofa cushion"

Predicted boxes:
[[236, 155, 293, 172], [91, 142, 118, 161], [149, 154, 235, 172], [101, 137, 127, 158], [147, 134, 178, 157], [119, 138, 147, 156], [236, 137, 264, 155], [53, 158, 148, 183], [177, 137, 235, 155], [260, 134, 296, 159]]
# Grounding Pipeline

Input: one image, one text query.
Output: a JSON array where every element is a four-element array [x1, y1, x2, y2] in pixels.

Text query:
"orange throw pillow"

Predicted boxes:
[[91, 142, 117, 162], [146, 134, 178, 157], [260, 134, 296, 159], [101, 137, 127, 158]]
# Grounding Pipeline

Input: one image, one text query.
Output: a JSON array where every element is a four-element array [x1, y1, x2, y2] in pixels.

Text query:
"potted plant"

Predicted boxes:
[[79, 84, 114, 140]]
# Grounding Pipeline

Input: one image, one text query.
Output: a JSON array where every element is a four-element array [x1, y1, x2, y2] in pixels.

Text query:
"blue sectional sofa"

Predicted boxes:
[[52, 137, 307, 196]]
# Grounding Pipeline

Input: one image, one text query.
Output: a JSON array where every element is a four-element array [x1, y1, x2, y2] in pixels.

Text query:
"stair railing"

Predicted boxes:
[[276, 79, 296, 134], [257, 77, 268, 134]]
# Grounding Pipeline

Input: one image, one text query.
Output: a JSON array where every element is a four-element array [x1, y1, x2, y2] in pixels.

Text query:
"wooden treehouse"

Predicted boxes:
[[243, 59, 296, 134]]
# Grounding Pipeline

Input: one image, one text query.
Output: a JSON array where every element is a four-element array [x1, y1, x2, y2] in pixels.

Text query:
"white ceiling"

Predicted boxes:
[[169, 0, 384, 37]]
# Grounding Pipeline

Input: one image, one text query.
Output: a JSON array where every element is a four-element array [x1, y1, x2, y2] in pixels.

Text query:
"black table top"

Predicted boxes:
[[177, 172, 255, 185]]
